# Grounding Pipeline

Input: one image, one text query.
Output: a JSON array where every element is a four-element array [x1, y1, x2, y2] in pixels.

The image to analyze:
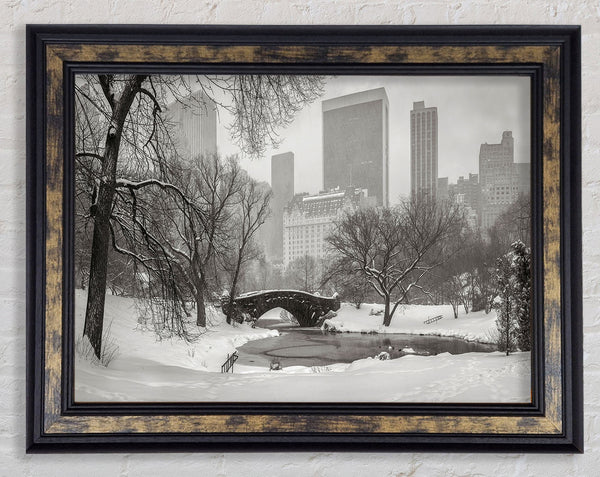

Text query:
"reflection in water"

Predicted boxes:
[[237, 327, 496, 368]]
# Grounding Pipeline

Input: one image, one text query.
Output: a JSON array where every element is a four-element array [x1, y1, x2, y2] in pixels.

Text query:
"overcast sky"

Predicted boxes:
[[216, 75, 530, 206]]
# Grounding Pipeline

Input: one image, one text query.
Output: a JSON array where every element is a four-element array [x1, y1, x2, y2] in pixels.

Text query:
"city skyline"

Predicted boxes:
[[168, 77, 531, 252], [215, 75, 530, 205]]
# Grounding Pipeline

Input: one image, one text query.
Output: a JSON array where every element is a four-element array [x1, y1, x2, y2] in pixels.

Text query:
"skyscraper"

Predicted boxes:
[[479, 131, 529, 231], [267, 152, 295, 263], [322, 88, 389, 206], [166, 89, 217, 158], [410, 101, 438, 198]]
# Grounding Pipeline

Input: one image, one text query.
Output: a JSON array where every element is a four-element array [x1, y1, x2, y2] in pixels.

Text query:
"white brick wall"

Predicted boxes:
[[1, 1, 596, 474]]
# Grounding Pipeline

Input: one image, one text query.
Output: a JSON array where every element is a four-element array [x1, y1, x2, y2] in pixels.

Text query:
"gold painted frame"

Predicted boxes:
[[26, 25, 582, 452]]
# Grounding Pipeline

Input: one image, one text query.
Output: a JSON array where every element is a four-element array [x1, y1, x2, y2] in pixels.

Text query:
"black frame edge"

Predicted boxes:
[[25, 24, 583, 453], [563, 25, 583, 454], [26, 24, 46, 454]]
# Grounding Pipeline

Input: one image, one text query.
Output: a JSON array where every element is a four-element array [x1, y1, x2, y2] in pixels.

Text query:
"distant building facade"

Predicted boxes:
[[410, 101, 438, 198], [282, 188, 375, 266], [166, 89, 217, 158], [322, 88, 389, 206], [437, 177, 449, 201], [450, 173, 482, 221], [266, 152, 295, 263], [437, 173, 482, 230], [479, 131, 530, 231]]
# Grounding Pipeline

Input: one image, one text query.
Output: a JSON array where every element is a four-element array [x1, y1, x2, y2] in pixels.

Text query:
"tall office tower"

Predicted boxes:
[[166, 89, 217, 159], [267, 152, 295, 263], [410, 101, 438, 198], [479, 131, 529, 231], [322, 88, 389, 206]]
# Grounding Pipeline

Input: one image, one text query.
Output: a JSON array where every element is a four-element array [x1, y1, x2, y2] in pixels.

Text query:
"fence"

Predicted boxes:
[[220, 351, 239, 373]]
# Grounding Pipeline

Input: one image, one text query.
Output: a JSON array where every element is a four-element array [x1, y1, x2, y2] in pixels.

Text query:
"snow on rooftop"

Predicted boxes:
[[302, 191, 346, 202]]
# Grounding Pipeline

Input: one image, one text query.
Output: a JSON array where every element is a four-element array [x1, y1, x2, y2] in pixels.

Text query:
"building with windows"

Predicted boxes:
[[479, 131, 530, 231], [450, 173, 482, 223], [437, 177, 449, 201], [166, 89, 217, 158], [322, 88, 389, 206], [282, 187, 375, 266], [410, 101, 438, 198], [438, 173, 482, 230]]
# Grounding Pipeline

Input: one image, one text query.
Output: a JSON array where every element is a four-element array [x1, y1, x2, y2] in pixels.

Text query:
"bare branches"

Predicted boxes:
[[75, 72, 325, 353], [327, 197, 466, 326], [209, 75, 325, 157], [98, 75, 115, 110]]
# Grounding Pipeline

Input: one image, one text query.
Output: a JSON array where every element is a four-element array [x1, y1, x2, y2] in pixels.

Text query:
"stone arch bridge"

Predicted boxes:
[[221, 290, 340, 327]]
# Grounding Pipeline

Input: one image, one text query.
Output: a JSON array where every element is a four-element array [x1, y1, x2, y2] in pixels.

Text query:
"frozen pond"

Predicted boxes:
[[237, 326, 496, 368]]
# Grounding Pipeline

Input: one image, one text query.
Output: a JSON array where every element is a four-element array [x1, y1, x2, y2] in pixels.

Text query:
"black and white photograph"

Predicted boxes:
[[73, 73, 532, 403]]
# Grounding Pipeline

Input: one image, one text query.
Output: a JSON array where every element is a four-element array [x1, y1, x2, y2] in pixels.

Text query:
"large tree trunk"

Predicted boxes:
[[83, 179, 116, 358], [382, 295, 392, 327], [195, 291, 207, 327], [83, 75, 146, 359], [226, 252, 244, 325], [190, 267, 207, 327]]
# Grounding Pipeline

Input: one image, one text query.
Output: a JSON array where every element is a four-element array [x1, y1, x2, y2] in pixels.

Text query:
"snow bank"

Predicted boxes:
[[77, 344, 531, 403], [74, 290, 278, 375], [74, 292, 529, 404], [322, 303, 497, 343]]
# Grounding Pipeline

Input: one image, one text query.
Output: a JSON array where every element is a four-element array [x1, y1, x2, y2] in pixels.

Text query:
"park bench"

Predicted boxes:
[[423, 314, 443, 325]]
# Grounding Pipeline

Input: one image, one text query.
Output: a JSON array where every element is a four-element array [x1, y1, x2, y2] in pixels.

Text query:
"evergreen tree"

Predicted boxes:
[[493, 241, 532, 355], [511, 241, 532, 351], [494, 254, 517, 355]]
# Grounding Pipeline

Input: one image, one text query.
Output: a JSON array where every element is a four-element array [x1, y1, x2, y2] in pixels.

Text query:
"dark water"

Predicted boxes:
[[237, 327, 496, 368]]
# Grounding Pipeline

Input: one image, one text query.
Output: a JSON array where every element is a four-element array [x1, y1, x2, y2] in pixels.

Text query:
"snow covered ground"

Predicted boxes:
[[74, 291, 530, 403], [322, 303, 498, 343]]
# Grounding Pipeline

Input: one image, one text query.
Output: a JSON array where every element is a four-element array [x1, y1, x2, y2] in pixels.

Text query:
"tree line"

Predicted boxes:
[[322, 193, 532, 353], [75, 74, 324, 359]]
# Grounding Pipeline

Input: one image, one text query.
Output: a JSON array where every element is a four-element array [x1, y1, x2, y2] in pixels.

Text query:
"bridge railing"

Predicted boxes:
[[220, 351, 239, 373]]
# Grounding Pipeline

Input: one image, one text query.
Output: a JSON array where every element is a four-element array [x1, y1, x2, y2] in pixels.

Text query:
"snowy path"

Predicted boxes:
[[76, 350, 531, 403]]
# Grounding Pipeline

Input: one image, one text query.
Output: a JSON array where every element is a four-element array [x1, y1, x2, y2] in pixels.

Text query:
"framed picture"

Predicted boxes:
[[26, 25, 582, 452]]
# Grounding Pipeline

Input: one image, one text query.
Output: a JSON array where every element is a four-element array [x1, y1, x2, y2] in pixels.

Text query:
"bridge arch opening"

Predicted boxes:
[[254, 307, 299, 329], [223, 290, 340, 328]]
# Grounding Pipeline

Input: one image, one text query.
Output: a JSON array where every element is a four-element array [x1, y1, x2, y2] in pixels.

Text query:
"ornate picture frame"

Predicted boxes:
[[26, 25, 582, 452]]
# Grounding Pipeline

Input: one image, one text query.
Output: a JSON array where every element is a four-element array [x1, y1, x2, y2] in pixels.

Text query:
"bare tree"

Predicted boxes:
[[489, 193, 531, 252], [321, 257, 371, 309], [327, 196, 465, 326], [432, 231, 482, 317], [222, 177, 271, 324], [108, 154, 270, 331], [76, 73, 325, 358], [284, 255, 323, 294]]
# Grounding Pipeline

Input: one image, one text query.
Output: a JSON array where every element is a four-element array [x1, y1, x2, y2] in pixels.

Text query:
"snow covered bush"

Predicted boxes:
[[375, 351, 391, 360]]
